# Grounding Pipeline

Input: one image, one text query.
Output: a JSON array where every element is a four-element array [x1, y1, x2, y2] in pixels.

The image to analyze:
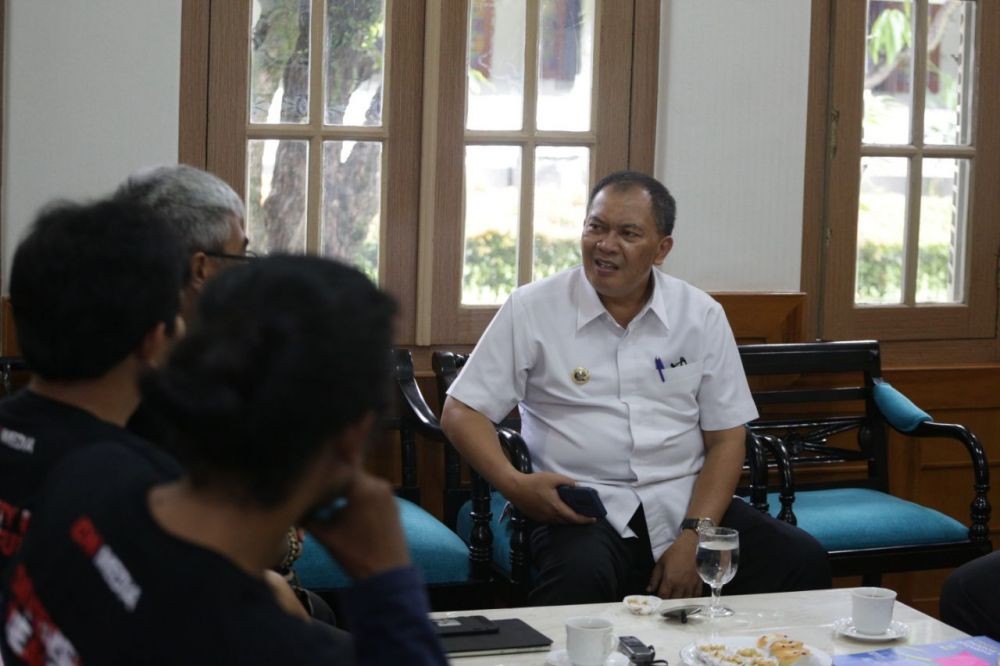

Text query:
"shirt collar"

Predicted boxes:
[[575, 267, 671, 332]]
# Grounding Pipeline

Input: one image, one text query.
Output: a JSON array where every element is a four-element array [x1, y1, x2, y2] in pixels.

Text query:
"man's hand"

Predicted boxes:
[[505, 472, 598, 525], [646, 530, 703, 598], [305, 471, 410, 580]]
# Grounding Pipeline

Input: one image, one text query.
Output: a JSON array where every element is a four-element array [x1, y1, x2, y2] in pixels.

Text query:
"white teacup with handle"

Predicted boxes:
[[851, 587, 897, 635], [566, 616, 616, 666]]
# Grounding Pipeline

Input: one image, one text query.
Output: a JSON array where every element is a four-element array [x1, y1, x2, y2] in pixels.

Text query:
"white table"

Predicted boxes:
[[435, 588, 967, 665]]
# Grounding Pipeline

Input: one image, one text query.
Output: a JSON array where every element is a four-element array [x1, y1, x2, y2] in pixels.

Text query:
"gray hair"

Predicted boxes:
[[114, 164, 245, 256]]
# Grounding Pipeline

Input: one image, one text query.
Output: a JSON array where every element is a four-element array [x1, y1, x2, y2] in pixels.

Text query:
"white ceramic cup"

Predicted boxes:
[[565, 616, 616, 666], [851, 587, 897, 635]]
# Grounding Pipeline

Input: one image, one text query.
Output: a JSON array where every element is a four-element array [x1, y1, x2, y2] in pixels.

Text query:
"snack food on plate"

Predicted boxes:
[[694, 635, 812, 666], [757, 634, 790, 649]]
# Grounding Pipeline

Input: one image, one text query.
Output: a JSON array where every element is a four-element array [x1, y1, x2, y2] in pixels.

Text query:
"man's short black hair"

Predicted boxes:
[[142, 255, 397, 507], [588, 170, 677, 237], [10, 199, 187, 380]]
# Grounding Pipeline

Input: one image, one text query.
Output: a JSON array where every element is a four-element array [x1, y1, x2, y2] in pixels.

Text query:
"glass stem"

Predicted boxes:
[[711, 585, 722, 614]]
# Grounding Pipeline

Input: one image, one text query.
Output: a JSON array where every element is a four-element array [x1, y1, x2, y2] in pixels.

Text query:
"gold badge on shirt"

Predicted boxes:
[[571, 366, 591, 385]]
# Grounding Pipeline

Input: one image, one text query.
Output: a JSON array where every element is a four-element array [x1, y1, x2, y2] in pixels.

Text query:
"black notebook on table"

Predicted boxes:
[[438, 618, 553, 657]]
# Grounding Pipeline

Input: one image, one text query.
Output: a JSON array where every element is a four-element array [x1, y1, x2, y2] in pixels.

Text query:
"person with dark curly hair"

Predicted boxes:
[[0, 256, 446, 665]]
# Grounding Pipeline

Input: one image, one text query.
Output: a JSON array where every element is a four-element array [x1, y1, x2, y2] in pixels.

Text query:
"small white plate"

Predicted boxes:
[[622, 594, 662, 615], [545, 648, 630, 665], [681, 636, 832, 666], [833, 617, 910, 642]]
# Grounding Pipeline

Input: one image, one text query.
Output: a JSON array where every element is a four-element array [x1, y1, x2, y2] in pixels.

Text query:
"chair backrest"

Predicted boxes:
[[738, 340, 889, 494], [394, 348, 474, 532]]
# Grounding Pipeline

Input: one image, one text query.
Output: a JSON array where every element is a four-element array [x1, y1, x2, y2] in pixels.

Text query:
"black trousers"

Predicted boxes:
[[527, 497, 831, 606], [939, 550, 1000, 641]]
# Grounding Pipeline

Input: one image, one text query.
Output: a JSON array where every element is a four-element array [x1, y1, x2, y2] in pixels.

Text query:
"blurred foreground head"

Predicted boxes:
[[142, 255, 397, 507]]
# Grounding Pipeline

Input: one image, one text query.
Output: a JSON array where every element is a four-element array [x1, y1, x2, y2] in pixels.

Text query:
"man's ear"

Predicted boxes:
[[653, 235, 674, 266], [189, 252, 210, 294], [135, 321, 174, 369]]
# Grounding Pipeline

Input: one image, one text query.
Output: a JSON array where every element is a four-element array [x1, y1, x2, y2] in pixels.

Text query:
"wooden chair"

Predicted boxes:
[[740, 340, 992, 584], [285, 349, 490, 610]]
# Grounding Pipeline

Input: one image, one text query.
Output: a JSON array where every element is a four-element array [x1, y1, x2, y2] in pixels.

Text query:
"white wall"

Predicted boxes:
[[3, 0, 182, 283], [655, 0, 811, 292]]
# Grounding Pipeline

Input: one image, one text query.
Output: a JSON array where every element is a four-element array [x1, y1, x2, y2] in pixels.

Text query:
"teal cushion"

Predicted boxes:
[[294, 497, 469, 588], [873, 381, 931, 433], [767, 488, 968, 552], [457, 491, 515, 574]]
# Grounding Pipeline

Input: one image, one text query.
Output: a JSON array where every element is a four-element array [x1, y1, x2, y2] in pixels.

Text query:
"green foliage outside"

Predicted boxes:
[[463, 231, 579, 302], [856, 241, 954, 303]]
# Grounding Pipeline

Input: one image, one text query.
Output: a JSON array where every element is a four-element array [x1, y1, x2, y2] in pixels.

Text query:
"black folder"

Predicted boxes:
[[438, 618, 553, 657]]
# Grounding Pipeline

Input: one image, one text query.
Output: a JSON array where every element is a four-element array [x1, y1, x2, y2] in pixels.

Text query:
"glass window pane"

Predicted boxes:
[[325, 0, 385, 127], [533, 146, 588, 280], [246, 139, 308, 254], [250, 1, 310, 124], [855, 156, 909, 305], [321, 141, 383, 283], [536, 0, 595, 131], [463, 146, 522, 304], [467, 0, 526, 131], [863, 1, 914, 145], [924, 1, 976, 145], [917, 158, 969, 304]]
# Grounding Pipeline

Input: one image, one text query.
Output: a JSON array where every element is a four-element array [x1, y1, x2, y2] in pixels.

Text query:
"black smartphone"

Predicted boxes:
[[556, 485, 607, 518], [432, 615, 500, 636]]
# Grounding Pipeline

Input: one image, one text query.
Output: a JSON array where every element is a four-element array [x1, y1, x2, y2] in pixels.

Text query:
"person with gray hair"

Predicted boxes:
[[115, 164, 249, 322], [117, 165, 333, 625]]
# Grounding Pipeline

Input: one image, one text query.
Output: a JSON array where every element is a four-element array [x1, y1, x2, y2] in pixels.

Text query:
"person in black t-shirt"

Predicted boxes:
[[1, 256, 447, 666], [0, 199, 188, 572]]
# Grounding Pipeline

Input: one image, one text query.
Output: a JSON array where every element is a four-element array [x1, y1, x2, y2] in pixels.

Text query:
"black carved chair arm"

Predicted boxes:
[[899, 420, 991, 541], [753, 432, 797, 525]]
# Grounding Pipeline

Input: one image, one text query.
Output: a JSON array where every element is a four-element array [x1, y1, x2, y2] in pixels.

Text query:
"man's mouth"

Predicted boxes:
[[594, 258, 618, 272]]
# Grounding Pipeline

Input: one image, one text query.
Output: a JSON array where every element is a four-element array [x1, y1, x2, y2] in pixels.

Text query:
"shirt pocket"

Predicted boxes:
[[650, 360, 703, 428]]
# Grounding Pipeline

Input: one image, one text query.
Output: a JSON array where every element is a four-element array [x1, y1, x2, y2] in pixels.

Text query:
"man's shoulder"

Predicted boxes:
[[654, 270, 724, 315]]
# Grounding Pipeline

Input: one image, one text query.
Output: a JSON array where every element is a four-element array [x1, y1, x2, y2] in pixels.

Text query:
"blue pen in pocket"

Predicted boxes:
[[655, 357, 666, 382]]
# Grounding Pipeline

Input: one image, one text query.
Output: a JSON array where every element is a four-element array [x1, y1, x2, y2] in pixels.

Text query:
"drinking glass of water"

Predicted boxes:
[[696, 526, 739, 618]]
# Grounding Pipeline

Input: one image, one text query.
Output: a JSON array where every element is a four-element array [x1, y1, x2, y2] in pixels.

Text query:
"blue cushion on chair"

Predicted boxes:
[[457, 491, 515, 574], [767, 488, 968, 552], [873, 381, 932, 433], [294, 497, 469, 588]]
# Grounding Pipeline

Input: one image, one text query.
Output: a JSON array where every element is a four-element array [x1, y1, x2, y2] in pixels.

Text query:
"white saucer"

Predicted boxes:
[[545, 648, 630, 666], [833, 617, 910, 642]]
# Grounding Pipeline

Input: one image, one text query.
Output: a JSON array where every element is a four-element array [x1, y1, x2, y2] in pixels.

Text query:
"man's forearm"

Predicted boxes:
[[441, 396, 522, 495], [683, 427, 745, 523]]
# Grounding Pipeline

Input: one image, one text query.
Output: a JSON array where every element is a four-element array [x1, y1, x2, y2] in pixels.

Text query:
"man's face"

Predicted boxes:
[[204, 215, 250, 278], [581, 185, 673, 306]]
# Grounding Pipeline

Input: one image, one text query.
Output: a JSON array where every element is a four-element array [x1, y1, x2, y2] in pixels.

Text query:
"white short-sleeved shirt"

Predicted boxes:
[[448, 266, 758, 559]]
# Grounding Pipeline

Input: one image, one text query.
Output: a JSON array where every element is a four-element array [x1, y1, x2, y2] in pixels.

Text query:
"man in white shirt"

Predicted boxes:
[[441, 171, 830, 605]]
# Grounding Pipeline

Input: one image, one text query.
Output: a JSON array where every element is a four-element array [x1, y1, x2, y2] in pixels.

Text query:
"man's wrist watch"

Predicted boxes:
[[680, 517, 715, 533]]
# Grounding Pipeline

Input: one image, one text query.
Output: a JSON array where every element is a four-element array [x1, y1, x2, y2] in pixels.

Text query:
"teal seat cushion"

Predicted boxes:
[[873, 381, 932, 433], [294, 497, 469, 588], [457, 491, 515, 575], [767, 488, 968, 552]]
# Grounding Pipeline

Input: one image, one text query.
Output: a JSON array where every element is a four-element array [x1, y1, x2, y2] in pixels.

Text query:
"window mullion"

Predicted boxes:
[[902, 0, 930, 306], [305, 0, 325, 255], [517, 0, 540, 286]]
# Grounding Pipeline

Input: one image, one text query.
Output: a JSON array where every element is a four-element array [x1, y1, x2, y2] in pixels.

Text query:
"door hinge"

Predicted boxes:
[[829, 109, 840, 159]]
